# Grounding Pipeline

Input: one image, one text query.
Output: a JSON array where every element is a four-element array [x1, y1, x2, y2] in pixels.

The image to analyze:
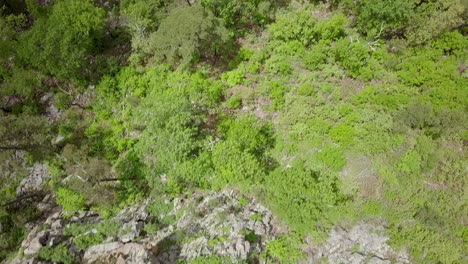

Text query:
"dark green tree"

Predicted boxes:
[[17, 0, 106, 78], [144, 5, 230, 67]]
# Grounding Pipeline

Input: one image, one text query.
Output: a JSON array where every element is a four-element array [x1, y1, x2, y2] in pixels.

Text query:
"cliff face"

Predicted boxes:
[[6, 188, 409, 264]]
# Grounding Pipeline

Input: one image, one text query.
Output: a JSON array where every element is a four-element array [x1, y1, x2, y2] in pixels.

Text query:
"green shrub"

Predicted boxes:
[[218, 116, 274, 156], [201, 0, 273, 30], [267, 82, 287, 110], [356, 0, 414, 37], [265, 55, 292, 75], [38, 244, 75, 264], [222, 68, 245, 86], [315, 14, 348, 41], [147, 198, 174, 217], [73, 232, 105, 250], [212, 141, 265, 189], [265, 165, 347, 235], [269, 8, 317, 45], [227, 96, 242, 109], [186, 255, 237, 264], [398, 55, 436, 86], [303, 42, 330, 70], [317, 145, 346, 171], [398, 150, 421, 175], [18, 0, 106, 79], [96, 220, 120, 238], [297, 83, 316, 96], [430, 31, 467, 56], [56, 188, 86, 212], [261, 235, 304, 263], [335, 38, 383, 80], [330, 124, 355, 146], [144, 5, 231, 68]]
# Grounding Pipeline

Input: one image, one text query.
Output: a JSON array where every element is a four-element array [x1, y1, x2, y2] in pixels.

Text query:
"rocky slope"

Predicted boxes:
[[4, 184, 410, 264]]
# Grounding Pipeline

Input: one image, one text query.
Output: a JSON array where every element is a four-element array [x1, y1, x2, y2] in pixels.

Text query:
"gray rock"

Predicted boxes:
[[83, 242, 155, 264], [300, 222, 410, 264], [23, 230, 49, 255], [180, 237, 210, 259], [16, 163, 51, 196], [82, 242, 122, 263]]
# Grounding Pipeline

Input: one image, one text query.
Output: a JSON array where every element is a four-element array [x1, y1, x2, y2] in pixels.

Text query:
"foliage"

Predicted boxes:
[[317, 145, 346, 171], [227, 96, 242, 109], [201, 0, 274, 29], [56, 188, 86, 212], [18, 0, 106, 78], [261, 234, 304, 263], [38, 244, 75, 264], [269, 8, 317, 46], [329, 124, 355, 146], [73, 232, 106, 250], [265, 164, 347, 235], [335, 37, 384, 80], [120, 0, 166, 36], [1, 1, 467, 263], [405, 0, 465, 45], [0, 113, 52, 157], [146, 198, 174, 217], [356, 0, 414, 37], [145, 5, 231, 67]]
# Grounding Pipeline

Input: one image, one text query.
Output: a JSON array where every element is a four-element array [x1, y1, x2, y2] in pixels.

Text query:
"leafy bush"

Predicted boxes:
[[303, 42, 331, 70], [18, 0, 106, 78], [297, 83, 316, 96], [430, 31, 467, 56], [265, 54, 292, 75], [265, 164, 347, 235], [335, 38, 383, 80], [146, 198, 174, 217], [356, 0, 414, 37], [227, 96, 242, 109], [405, 0, 465, 45], [317, 145, 346, 171], [397, 150, 421, 175], [265, 82, 288, 110], [330, 124, 355, 146], [73, 232, 105, 250], [56, 188, 86, 212], [212, 141, 265, 189], [269, 8, 317, 45], [144, 5, 231, 67], [201, 0, 274, 30], [222, 68, 245, 86], [38, 244, 75, 264], [315, 14, 348, 42], [261, 235, 304, 263], [217, 116, 273, 157]]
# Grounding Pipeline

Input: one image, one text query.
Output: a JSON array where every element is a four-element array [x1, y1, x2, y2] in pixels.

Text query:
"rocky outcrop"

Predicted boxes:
[[7, 189, 411, 264], [82, 242, 157, 264], [16, 163, 51, 196], [8, 189, 283, 264], [301, 222, 410, 264]]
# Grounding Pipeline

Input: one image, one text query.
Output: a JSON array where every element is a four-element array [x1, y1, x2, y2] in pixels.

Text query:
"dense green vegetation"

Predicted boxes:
[[0, 0, 466, 263]]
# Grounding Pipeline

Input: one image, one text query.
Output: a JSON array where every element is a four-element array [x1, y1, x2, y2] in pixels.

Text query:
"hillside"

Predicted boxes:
[[0, 0, 467, 263]]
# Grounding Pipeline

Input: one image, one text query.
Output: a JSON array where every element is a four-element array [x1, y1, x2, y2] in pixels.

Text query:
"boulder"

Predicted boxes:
[[16, 163, 51, 196], [23, 230, 50, 255]]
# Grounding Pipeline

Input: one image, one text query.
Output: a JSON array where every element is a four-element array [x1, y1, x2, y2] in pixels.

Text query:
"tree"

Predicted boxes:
[[201, 0, 274, 29], [355, 0, 465, 44], [144, 5, 230, 67], [120, 0, 167, 50], [405, 0, 465, 44], [356, 0, 415, 37], [0, 113, 52, 156], [17, 0, 106, 78]]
